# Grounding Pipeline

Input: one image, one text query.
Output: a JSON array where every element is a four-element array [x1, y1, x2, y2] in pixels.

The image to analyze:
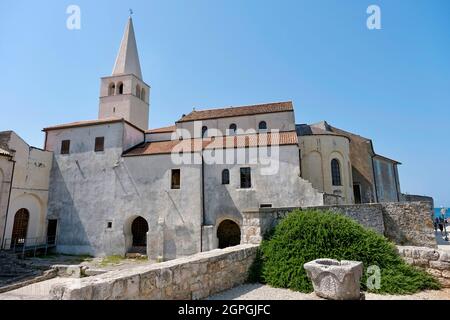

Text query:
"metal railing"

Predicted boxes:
[[1, 235, 57, 258]]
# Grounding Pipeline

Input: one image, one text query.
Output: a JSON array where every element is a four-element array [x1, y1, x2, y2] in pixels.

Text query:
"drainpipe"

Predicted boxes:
[[2, 159, 16, 249], [200, 149, 205, 252], [393, 164, 400, 202]]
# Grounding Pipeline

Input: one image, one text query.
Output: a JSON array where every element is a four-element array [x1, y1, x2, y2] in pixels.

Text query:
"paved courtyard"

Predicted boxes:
[[207, 283, 450, 300]]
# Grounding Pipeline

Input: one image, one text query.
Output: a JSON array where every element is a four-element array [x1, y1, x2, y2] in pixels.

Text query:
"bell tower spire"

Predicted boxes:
[[112, 17, 143, 79], [98, 16, 150, 130]]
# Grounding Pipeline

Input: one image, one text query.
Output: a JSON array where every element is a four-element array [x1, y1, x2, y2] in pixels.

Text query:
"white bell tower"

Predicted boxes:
[[98, 17, 150, 130]]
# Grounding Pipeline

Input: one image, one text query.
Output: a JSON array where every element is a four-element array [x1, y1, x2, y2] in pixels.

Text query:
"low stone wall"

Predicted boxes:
[[307, 204, 385, 234], [242, 201, 435, 247], [398, 246, 450, 287], [49, 244, 259, 300], [242, 204, 385, 244], [323, 194, 345, 205], [382, 202, 435, 248]]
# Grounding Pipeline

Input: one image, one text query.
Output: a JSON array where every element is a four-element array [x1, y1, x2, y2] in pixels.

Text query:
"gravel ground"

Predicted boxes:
[[0, 277, 79, 300], [207, 284, 450, 300]]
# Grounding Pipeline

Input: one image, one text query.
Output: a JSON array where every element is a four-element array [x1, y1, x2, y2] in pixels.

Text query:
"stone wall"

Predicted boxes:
[[242, 204, 385, 245], [398, 246, 450, 287], [401, 194, 434, 207], [242, 201, 435, 247], [49, 244, 258, 300], [381, 202, 435, 248]]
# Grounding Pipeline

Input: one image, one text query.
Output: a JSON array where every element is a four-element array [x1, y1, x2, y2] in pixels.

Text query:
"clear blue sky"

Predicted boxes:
[[0, 0, 449, 205]]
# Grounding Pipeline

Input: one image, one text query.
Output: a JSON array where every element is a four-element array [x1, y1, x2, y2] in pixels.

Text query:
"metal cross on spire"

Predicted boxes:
[[129, 8, 134, 16]]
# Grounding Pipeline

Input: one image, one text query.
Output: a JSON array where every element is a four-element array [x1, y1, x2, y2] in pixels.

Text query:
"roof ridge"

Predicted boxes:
[[191, 100, 293, 113]]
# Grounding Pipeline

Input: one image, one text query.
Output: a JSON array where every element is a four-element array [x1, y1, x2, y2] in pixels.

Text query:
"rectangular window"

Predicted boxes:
[[95, 137, 105, 152], [240, 167, 251, 189], [171, 169, 181, 189], [260, 204, 272, 208], [60, 140, 70, 155], [107, 221, 113, 229]]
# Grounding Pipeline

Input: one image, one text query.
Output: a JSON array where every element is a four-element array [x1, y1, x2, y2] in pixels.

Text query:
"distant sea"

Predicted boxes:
[[435, 208, 449, 218]]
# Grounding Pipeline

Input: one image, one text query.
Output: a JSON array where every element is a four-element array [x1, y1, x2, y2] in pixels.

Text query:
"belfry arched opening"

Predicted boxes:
[[217, 220, 241, 249]]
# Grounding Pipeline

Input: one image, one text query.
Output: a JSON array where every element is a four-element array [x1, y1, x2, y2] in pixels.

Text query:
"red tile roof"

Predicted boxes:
[[43, 118, 144, 132], [145, 125, 176, 134], [177, 101, 294, 123], [124, 131, 298, 156]]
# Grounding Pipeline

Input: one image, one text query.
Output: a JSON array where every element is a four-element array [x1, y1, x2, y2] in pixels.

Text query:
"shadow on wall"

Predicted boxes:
[[47, 160, 91, 255]]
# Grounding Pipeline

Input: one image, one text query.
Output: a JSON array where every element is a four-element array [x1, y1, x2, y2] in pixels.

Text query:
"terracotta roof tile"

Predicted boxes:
[[123, 131, 298, 156], [177, 101, 294, 122], [43, 118, 144, 132], [145, 125, 176, 134]]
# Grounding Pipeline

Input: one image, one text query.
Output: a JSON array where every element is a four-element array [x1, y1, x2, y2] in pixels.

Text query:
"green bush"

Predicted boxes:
[[249, 209, 440, 294]]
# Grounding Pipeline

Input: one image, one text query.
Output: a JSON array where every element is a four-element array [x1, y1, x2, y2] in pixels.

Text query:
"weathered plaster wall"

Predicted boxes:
[[0, 156, 13, 245], [121, 154, 202, 260], [2, 132, 52, 247], [46, 122, 202, 259], [298, 135, 353, 204], [177, 112, 296, 139], [98, 74, 150, 130], [46, 123, 125, 256], [49, 244, 259, 300], [203, 145, 324, 249], [373, 157, 400, 202]]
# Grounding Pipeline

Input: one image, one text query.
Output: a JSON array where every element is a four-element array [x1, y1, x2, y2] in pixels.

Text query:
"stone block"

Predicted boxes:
[[304, 259, 363, 300], [430, 261, 450, 271], [426, 268, 442, 278], [439, 252, 450, 262], [412, 259, 430, 268]]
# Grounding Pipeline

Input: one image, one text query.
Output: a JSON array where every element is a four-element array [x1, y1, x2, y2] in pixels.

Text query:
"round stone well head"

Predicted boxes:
[[303, 258, 363, 300]]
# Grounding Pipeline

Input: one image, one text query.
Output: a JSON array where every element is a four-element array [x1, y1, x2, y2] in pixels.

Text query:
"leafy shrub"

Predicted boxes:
[[249, 209, 440, 294]]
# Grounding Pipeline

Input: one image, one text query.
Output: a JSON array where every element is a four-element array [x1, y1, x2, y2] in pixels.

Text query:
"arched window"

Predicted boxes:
[[117, 82, 124, 95], [141, 88, 146, 102], [202, 126, 208, 138], [108, 83, 116, 96], [136, 85, 141, 99], [258, 121, 267, 131], [229, 123, 237, 135], [222, 169, 230, 185], [331, 159, 342, 186]]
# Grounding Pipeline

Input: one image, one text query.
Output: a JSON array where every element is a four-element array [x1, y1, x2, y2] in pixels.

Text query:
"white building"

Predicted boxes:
[[1, 17, 404, 260]]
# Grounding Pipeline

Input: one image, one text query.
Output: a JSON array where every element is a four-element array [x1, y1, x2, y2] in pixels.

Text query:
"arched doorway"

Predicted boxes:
[[217, 220, 241, 249], [131, 216, 149, 247], [12, 209, 29, 246]]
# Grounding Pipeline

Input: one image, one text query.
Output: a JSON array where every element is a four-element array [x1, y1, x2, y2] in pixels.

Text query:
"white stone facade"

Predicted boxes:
[[0, 17, 405, 260]]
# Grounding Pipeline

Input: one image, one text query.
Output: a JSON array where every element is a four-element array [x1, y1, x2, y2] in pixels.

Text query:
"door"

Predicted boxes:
[[11, 209, 29, 246], [47, 219, 58, 245]]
